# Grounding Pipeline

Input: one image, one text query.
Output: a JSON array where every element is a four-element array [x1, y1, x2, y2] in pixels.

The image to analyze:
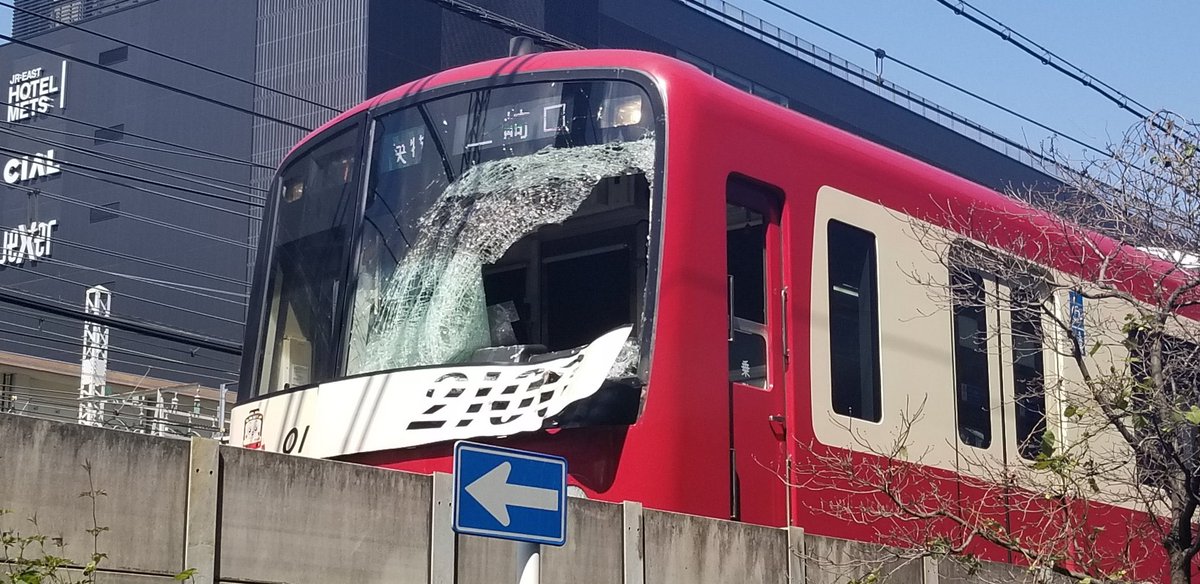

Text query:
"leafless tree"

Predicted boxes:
[[797, 113, 1200, 584]]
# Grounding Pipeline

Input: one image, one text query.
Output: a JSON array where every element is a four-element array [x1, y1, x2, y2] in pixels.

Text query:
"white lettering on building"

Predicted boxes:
[[7, 61, 67, 122], [0, 220, 57, 266], [3, 150, 61, 184]]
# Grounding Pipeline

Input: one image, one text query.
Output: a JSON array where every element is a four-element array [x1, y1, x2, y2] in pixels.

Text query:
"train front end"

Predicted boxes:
[[231, 58, 666, 497]]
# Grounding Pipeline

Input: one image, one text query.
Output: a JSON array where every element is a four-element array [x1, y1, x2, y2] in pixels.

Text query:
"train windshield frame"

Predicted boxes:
[[248, 77, 663, 416]]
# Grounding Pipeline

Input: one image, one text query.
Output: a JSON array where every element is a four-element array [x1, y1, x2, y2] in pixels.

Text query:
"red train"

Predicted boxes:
[[231, 49, 1183, 578]]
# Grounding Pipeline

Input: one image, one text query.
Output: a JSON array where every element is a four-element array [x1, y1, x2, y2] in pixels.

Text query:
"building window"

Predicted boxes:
[[51, 1, 83, 25], [828, 220, 881, 422], [714, 67, 753, 93], [1011, 286, 1046, 459], [676, 50, 715, 75], [99, 46, 129, 66], [952, 268, 991, 448], [90, 201, 120, 223], [751, 84, 789, 107], [94, 124, 125, 145]]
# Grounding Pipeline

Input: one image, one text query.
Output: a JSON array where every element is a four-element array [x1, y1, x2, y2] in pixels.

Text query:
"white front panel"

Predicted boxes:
[[231, 326, 632, 457]]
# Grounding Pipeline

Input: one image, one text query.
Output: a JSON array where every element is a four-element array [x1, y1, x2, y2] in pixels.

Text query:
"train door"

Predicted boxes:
[[952, 268, 1051, 555], [996, 279, 1053, 545], [726, 175, 788, 526], [950, 268, 1011, 551]]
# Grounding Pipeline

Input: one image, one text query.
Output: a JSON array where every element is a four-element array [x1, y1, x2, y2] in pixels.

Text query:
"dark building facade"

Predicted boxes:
[[0, 0, 1056, 427]]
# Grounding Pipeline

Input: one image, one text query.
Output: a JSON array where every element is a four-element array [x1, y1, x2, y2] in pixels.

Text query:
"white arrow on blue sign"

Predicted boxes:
[[453, 441, 568, 546]]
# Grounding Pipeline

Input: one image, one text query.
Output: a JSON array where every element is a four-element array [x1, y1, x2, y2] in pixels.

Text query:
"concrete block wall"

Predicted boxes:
[[1, 414, 1040, 583]]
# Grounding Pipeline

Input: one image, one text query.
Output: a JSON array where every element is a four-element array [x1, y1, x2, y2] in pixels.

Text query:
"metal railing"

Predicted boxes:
[[680, 0, 1056, 173], [0, 381, 230, 439]]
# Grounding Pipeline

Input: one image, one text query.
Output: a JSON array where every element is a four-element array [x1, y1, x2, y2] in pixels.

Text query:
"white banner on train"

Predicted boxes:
[[231, 326, 632, 458]]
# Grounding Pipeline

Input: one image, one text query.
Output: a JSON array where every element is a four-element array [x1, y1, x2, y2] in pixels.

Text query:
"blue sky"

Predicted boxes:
[[740, 1, 1199, 163], [0, 2, 1190, 164]]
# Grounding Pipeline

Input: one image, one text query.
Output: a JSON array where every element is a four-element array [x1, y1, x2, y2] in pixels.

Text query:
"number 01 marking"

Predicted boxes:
[[282, 425, 310, 454]]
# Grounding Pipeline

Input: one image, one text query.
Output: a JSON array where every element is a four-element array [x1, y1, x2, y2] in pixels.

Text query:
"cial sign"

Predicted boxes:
[[4, 149, 61, 184], [7, 61, 67, 122], [0, 220, 57, 266], [453, 441, 568, 546]]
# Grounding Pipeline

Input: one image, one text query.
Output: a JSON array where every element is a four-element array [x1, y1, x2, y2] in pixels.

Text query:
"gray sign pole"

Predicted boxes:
[[517, 541, 540, 584]]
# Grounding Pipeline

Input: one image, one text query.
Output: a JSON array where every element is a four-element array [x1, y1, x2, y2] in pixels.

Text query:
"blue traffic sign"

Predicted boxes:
[[453, 441, 568, 546]]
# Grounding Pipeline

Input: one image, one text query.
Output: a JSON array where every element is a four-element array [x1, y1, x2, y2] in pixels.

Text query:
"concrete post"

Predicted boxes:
[[622, 501, 644, 584], [786, 526, 805, 584], [430, 472, 456, 584], [922, 556, 940, 584], [184, 437, 220, 584]]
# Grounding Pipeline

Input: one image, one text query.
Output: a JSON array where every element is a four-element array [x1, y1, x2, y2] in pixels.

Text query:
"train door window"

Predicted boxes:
[[952, 268, 991, 448], [1011, 285, 1047, 460], [727, 202, 767, 387], [827, 220, 881, 422]]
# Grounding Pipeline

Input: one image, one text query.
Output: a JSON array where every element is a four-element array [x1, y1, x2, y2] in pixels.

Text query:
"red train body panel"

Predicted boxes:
[[238, 50, 1192, 579]]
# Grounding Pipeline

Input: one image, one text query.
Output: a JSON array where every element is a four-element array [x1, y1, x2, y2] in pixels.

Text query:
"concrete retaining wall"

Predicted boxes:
[[1, 414, 1041, 583]]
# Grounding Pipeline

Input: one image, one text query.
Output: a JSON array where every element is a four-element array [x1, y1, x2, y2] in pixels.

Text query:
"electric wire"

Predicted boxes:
[[23, 255, 247, 306], [0, 0, 343, 115], [2, 180, 254, 249], [0, 140, 263, 217], [0, 121, 269, 198], [934, 0, 1155, 121], [742, 0, 1108, 158], [0, 285, 241, 355], [0, 32, 313, 132], [0, 261, 245, 325], [0, 303, 238, 364], [0, 321, 238, 378], [12, 120, 273, 178], [15, 234, 249, 289], [0, 92, 276, 170]]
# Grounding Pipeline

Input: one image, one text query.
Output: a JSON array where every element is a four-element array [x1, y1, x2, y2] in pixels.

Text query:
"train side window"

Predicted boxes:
[[952, 268, 991, 448], [827, 220, 881, 422], [727, 203, 767, 387], [1129, 332, 1200, 485], [1012, 286, 1047, 460]]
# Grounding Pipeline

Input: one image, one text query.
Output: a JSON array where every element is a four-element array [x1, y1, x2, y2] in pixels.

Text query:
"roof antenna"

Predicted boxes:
[[509, 36, 537, 57]]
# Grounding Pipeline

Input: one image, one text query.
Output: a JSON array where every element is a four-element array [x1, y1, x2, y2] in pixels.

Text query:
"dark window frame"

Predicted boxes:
[[951, 267, 992, 449], [827, 219, 882, 422]]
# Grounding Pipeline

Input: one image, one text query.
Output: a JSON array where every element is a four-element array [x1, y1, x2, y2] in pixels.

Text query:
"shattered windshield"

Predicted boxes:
[[345, 80, 657, 377]]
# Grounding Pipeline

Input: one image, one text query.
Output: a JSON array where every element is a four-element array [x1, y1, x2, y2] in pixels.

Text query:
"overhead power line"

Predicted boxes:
[[3, 180, 254, 249], [18, 254, 247, 306], [0, 286, 241, 355], [0, 322, 237, 380], [0, 139, 263, 216], [15, 234, 249, 289], [0, 260, 245, 326], [683, 0, 1105, 162], [742, 0, 1107, 158], [0, 0, 343, 115], [0, 122, 269, 197], [0, 303, 239, 364], [0, 95, 276, 171], [934, 0, 1154, 121], [0, 31, 313, 132], [12, 121, 272, 179]]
